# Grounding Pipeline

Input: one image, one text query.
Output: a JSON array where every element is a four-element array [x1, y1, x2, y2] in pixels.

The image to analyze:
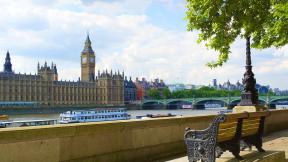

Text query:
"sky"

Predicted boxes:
[[0, 0, 287, 89]]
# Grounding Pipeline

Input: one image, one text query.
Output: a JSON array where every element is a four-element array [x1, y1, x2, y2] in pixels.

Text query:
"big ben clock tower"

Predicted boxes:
[[81, 34, 96, 82]]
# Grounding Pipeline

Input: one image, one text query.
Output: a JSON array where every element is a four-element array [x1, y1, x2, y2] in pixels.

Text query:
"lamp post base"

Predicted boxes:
[[233, 105, 267, 113], [238, 92, 254, 106]]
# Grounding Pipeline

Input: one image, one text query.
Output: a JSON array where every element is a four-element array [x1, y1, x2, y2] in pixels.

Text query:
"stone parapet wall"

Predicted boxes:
[[0, 110, 287, 162], [264, 109, 288, 134]]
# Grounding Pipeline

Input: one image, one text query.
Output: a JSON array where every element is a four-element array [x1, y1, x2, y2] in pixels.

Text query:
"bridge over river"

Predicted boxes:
[[141, 96, 288, 109]]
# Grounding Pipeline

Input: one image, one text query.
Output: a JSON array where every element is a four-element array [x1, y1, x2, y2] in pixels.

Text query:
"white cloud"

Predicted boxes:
[[272, 45, 288, 58], [0, 0, 287, 90]]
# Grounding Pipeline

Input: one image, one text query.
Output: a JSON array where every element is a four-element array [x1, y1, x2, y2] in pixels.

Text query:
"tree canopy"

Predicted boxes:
[[147, 86, 274, 100], [147, 89, 161, 99], [186, 0, 288, 67]]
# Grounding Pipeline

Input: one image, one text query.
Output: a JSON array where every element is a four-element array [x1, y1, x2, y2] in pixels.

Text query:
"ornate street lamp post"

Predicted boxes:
[[238, 37, 259, 106]]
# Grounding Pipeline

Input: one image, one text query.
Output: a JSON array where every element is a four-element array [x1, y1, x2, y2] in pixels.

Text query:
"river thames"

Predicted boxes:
[[8, 109, 225, 121]]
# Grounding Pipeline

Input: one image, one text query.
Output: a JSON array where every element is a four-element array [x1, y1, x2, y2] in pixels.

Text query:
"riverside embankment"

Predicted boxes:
[[0, 109, 287, 162]]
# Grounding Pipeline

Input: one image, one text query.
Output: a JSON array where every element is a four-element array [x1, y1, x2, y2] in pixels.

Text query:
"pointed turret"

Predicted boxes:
[[4, 51, 12, 73], [53, 64, 58, 74], [82, 34, 94, 54]]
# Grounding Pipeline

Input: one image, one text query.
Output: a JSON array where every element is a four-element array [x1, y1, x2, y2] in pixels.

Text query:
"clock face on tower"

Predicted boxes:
[[82, 57, 87, 63], [90, 57, 94, 63]]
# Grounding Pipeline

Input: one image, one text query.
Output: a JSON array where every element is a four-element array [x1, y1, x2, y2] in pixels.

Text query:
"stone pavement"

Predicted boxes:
[[164, 129, 288, 162]]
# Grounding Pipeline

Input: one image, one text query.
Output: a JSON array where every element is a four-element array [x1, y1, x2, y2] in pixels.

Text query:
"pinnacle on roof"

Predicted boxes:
[[4, 50, 12, 73], [82, 33, 94, 54], [6, 51, 10, 59], [85, 33, 91, 44]]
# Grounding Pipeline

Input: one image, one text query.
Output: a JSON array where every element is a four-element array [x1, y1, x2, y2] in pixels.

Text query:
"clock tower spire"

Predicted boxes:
[[81, 33, 96, 82]]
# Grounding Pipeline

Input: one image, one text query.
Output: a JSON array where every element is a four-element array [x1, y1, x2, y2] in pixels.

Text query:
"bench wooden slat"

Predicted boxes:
[[243, 120, 260, 125], [242, 122, 260, 128], [242, 126, 259, 133], [243, 117, 260, 123], [242, 130, 258, 137], [218, 132, 236, 142], [218, 126, 237, 134], [248, 111, 270, 118], [242, 126, 259, 136], [225, 112, 249, 120], [219, 122, 237, 129]]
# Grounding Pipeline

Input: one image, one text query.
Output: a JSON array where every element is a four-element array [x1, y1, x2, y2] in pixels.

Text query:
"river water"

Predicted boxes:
[[8, 109, 225, 121]]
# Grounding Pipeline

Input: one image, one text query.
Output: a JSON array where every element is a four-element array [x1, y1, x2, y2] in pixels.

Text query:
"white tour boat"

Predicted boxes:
[[59, 108, 131, 124]]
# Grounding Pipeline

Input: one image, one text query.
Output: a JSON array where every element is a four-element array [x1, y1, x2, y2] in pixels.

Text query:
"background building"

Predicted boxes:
[[167, 84, 186, 92], [124, 76, 137, 104], [134, 77, 167, 100], [0, 35, 124, 108], [212, 79, 271, 94], [134, 77, 150, 100]]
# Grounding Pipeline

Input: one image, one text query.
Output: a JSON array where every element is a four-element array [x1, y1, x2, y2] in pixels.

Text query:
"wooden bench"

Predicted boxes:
[[184, 111, 269, 162]]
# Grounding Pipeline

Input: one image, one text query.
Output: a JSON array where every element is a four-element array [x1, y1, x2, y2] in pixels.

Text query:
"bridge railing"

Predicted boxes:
[[141, 96, 288, 107]]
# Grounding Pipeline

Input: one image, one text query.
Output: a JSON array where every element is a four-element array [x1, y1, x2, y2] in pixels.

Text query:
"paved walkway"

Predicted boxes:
[[166, 129, 288, 162]]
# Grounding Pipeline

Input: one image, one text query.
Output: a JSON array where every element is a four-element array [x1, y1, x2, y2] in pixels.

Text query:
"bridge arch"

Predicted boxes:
[[269, 98, 288, 109], [142, 101, 165, 109], [229, 99, 266, 109], [259, 99, 266, 105], [194, 99, 227, 109], [166, 100, 193, 109], [229, 99, 240, 109]]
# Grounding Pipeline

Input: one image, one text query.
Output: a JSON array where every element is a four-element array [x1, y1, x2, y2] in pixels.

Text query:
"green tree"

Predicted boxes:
[[168, 87, 241, 98], [147, 89, 161, 99], [162, 88, 172, 99], [186, 0, 288, 67], [267, 89, 275, 96]]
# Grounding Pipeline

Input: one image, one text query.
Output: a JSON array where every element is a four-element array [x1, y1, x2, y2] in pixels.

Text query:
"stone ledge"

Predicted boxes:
[[167, 150, 286, 162], [218, 150, 286, 162]]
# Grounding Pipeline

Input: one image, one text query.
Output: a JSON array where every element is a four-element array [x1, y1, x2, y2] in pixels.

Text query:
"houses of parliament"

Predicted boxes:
[[0, 35, 124, 107]]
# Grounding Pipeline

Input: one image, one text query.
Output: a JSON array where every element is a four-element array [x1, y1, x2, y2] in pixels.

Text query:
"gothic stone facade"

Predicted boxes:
[[0, 35, 124, 107]]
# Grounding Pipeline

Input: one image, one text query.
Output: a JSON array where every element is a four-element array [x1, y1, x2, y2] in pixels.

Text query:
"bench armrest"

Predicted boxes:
[[184, 127, 210, 140], [184, 114, 226, 140]]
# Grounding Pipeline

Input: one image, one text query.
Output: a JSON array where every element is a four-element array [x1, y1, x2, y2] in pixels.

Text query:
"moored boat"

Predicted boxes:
[[0, 119, 57, 128], [0, 115, 9, 120], [136, 113, 176, 119], [218, 109, 233, 114], [59, 108, 131, 124]]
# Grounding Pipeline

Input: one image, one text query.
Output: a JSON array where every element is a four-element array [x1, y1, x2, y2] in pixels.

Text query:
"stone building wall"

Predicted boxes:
[[0, 34, 124, 107], [0, 72, 124, 106]]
